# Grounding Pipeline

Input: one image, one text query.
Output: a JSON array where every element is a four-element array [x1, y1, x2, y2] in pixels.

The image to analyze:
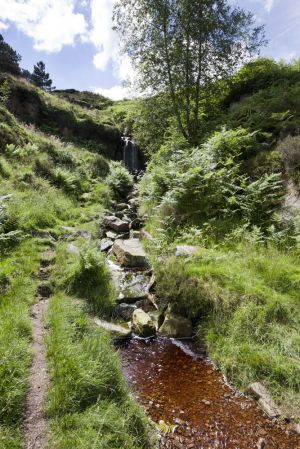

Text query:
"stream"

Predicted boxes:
[[101, 179, 300, 449], [120, 338, 300, 449]]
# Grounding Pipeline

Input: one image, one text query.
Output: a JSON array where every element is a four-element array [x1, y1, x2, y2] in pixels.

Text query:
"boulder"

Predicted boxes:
[[130, 218, 143, 230], [176, 245, 198, 257], [118, 273, 150, 303], [115, 303, 137, 321], [110, 219, 130, 233], [248, 382, 281, 418], [159, 309, 193, 338], [116, 203, 129, 211], [132, 309, 156, 337], [112, 239, 149, 268]]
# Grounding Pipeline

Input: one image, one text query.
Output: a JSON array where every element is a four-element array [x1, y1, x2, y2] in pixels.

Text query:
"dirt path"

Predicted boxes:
[[23, 249, 55, 449]]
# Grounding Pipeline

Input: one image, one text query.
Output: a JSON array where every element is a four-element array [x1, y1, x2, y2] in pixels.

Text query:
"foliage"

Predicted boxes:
[[107, 162, 133, 199], [0, 34, 21, 76], [140, 128, 283, 233], [114, 0, 265, 143], [53, 89, 113, 110], [68, 246, 114, 315], [0, 80, 11, 105], [31, 61, 54, 91]]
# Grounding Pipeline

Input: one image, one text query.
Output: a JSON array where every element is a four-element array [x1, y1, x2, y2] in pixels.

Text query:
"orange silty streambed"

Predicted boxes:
[[119, 337, 300, 449]]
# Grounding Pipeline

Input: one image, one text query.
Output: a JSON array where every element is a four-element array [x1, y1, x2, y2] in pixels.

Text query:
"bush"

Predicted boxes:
[[0, 157, 11, 178], [91, 154, 110, 178], [107, 162, 133, 199], [140, 128, 283, 233], [71, 245, 115, 316]]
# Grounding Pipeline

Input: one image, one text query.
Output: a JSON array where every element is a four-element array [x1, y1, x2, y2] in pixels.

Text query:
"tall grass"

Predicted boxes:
[[46, 294, 150, 449], [0, 240, 41, 448]]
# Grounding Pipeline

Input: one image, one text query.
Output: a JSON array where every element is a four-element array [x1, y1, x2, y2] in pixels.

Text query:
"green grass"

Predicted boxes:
[[0, 239, 44, 448], [152, 239, 300, 418], [46, 294, 150, 449]]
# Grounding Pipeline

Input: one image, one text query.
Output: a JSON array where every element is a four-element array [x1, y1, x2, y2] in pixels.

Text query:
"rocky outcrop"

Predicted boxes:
[[159, 308, 193, 338], [104, 216, 130, 233], [112, 239, 149, 268], [132, 309, 156, 337]]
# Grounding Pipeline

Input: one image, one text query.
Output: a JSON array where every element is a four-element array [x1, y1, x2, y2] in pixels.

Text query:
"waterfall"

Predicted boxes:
[[122, 136, 139, 172]]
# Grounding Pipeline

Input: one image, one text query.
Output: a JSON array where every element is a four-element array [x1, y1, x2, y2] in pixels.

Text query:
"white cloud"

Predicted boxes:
[[94, 84, 131, 100], [265, 0, 274, 12], [0, 20, 8, 30], [0, 0, 87, 52], [89, 0, 135, 82]]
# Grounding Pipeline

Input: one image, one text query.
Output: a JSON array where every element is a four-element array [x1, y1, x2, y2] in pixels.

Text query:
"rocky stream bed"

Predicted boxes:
[[97, 182, 300, 449]]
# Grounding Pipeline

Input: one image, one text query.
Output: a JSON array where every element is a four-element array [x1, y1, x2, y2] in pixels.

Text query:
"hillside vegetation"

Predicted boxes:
[[0, 74, 149, 449], [137, 58, 300, 418]]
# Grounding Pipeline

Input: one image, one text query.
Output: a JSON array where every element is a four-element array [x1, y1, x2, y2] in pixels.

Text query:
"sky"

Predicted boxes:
[[0, 0, 299, 100]]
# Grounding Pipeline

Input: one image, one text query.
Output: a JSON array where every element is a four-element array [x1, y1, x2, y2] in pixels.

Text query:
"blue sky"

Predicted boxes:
[[0, 0, 299, 99]]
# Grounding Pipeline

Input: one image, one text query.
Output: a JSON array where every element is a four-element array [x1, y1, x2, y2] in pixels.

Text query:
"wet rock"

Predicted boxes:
[[37, 282, 53, 298], [94, 318, 131, 339], [112, 239, 149, 268], [115, 211, 124, 219], [106, 231, 118, 240], [132, 308, 156, 337], [248, 382, 282, 418], [115, 303, 137, 321], [176, 245, 198, 257], [118, 273, 150, 303], [159, 309, 193, 338], [128, 198, 139, 208], [116, 203, 129, 211], [105, 216, 130, 233], [130, 218, 143, 230], [100, 239, 113, 252]]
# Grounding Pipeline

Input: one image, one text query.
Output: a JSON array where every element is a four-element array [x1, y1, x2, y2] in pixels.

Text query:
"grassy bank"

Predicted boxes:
[[46, 240, 150, 449], [147, 236, 300, 418], [0, 239, 45, 448]]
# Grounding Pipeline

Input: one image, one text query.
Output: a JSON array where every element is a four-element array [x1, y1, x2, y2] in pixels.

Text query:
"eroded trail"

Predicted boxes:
[[23, 249, 55, 449]]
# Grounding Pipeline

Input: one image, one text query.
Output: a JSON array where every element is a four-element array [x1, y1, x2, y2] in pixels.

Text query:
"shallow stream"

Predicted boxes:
[[120, 337, 300, 449]]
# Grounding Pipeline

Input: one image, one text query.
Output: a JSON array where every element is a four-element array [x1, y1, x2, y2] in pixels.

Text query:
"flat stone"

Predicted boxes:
[[248, 383, 281, 418], [176, 245, 198, 257], [108, 218, 130, 233], [112, 239, 149, 268], [118, 273, 150, 303], [100, 239, 113, 252], [94, 318, 131, 338], [159, 309, 193, 338], [106, 231, 118, 240], [132, 309, 156, 338]]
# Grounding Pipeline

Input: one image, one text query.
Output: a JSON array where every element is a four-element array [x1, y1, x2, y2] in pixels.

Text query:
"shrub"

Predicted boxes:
[[71, 245, 115, 316], [0, 157, 11, 178], [107, 162, 133, 199], [91, 154, 110, 178]]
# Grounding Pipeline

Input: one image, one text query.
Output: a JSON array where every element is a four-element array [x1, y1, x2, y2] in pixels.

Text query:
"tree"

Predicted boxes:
[[0, 34, 21, 75], [114, 0, 266, 143], [31, 61, 54, 91]]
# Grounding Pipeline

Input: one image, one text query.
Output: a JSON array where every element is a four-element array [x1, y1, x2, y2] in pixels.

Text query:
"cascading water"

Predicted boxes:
[[122, 136, 140, 172]]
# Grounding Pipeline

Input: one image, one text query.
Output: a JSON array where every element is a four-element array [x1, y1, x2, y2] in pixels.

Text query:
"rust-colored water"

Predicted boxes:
[[120, 338, 300, 449]]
